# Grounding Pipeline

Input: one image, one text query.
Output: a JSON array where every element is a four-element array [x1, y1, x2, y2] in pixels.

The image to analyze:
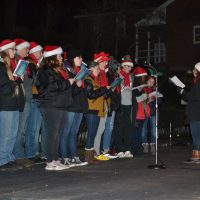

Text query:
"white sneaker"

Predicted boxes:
[[45, 160, 70, 171], [103, 153, 118, 159], [71, 157, 88, 167], [124, 151, 133, 158], [63, 158, 76, 167], [117, 152, 125, 158]]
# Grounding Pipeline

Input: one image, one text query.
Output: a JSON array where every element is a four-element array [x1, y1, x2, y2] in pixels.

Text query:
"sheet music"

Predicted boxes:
[[169, 76, 185, 88]]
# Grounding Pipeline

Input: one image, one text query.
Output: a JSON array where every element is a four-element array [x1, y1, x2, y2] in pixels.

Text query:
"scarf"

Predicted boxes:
[[90, 73, 101, 86], [100, 69, 108, 87], [29, 54, 38, 65], [120, 70, 130, 87]]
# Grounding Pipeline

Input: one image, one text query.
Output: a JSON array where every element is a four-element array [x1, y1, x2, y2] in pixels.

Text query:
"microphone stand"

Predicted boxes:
[[147, 65, 166, 169]]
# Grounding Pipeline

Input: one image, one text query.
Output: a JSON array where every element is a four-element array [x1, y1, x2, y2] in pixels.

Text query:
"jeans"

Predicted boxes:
[[13, 100, 31, 159], [40, 107, 65, 162], [132, 119, 144, 154], [0, 111, 19, 165], [85, 114, 100, 149], [26, 99, 46, 158], [141, 115, 156, 144], [103, 111, 115, 151], [190, 121, 200, 150], [60, 112, 83, 158]]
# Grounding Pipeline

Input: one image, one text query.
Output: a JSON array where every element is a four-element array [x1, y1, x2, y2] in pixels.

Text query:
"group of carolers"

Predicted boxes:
[[0, 38, 158, 171]]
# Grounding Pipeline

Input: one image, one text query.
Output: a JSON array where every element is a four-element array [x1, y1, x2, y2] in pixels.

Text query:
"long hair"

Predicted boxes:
[[41, 55, 68, 77], [0, 50, 14, 80]]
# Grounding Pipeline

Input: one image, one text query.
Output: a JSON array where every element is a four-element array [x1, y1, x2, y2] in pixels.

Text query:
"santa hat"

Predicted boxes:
[[121, 55, 133, 67], [195, 62, 200, 72], [0, 39, 16, 52], [94, 51, 110, 63], [14, 38, 30, 50], [29, 42, 43, 54], [133, 66, 147, 77], [43, 46, 63, 58]]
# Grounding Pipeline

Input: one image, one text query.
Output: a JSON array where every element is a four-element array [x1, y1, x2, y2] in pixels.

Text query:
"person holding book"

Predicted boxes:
[[141, 76, 162, 155], [25, 42, 46, 162], [132, 66, 150, 155], [84, 61, 110, 164], [36, 45, 75, 171], [93, 52, 114, 161], [113, 55, 135, 158], [12, 38, 35, 167], [176, 62, 200, 163], [59, 48, 88, 167], [0, 39, 25, 171]]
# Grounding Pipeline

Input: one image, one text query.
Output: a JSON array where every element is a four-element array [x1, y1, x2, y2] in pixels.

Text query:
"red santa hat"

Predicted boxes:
[[195, 62, 200, 72], [133, 66, 147, 77], [14, 38, 30, 50], [94, 51, 110, 63], [43, 45, 63, 58], [29, 42, 43, 54], [121, 55, 134, 67], [0, 39, 16, 52]]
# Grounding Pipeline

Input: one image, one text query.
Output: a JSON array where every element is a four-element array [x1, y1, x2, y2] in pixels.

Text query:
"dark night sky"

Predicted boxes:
[[1, 0, 167, 59]]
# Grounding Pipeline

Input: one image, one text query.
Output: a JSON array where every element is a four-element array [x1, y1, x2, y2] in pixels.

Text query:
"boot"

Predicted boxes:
[[150, 143, 156, 155], [142, 143, 149, 153], [184, 150, 200, 163], [85, 150, 100, 164]]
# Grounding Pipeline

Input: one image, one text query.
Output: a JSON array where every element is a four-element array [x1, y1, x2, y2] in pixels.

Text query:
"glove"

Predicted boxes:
[[176, 86, 184, 95]]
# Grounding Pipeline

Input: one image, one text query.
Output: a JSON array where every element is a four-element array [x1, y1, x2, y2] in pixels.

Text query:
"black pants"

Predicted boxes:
[[40, 107, 65, 162], [114, 105, 133, 153]]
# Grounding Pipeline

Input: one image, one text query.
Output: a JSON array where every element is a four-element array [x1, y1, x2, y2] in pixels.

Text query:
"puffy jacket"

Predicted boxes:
[[36, 65, 72, 109]]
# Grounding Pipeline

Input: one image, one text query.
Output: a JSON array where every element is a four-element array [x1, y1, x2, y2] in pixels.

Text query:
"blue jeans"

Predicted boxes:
[[25, 99, 46, 158], [13, 100, 31, 159], [0, 111, 19, 165], [60, 112, 83, 158], [132, 119, 144, 154], [141, 116, 156, 144], [103, 112, 115, 151], [190, 121, 200, 150], [85, 114, 100, 149]]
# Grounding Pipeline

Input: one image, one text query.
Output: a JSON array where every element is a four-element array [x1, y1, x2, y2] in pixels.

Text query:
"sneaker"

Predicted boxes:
[[142, 143, 149, 153], [45, 160, 70, 171], [103, 153, 118, 159], [71, 157, 88, 167], [184, 159, 200, 164], [15, 158, 34, 168], [124, 151, 133, 158], [94, 154, 110, 161], [117, 152, 125, 158], [63, 158, 76, 167], [0, 162, 23, 171]]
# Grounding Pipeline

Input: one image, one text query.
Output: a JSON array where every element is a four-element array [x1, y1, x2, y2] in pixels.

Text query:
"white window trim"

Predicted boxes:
[[193, 25, 200, 44]]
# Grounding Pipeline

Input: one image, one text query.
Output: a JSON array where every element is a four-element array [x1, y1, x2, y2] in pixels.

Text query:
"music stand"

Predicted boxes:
[[146, 65, 166, 170]]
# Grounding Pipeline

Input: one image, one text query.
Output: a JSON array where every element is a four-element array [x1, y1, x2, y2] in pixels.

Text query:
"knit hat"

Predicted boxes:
[[67, 48, 81, 63], [43, 46, 63, 58], [29, 42, 43, 54], [108, 56, 120, 72], [0, 39, 16, 52], [195, 62, 200, 72], [94, 52, 110, 63], [133, 66, 147, 77], [89, 61, 99, 68], [121, 55, 133, 67], [14, 38, 30, 50]]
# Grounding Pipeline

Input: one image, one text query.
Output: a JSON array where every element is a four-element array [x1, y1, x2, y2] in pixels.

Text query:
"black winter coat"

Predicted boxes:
[[182, 79, 200, 122], [0, 62, 25, 111], [66, 70, 88, 113], [36, 65, 72, 110]]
